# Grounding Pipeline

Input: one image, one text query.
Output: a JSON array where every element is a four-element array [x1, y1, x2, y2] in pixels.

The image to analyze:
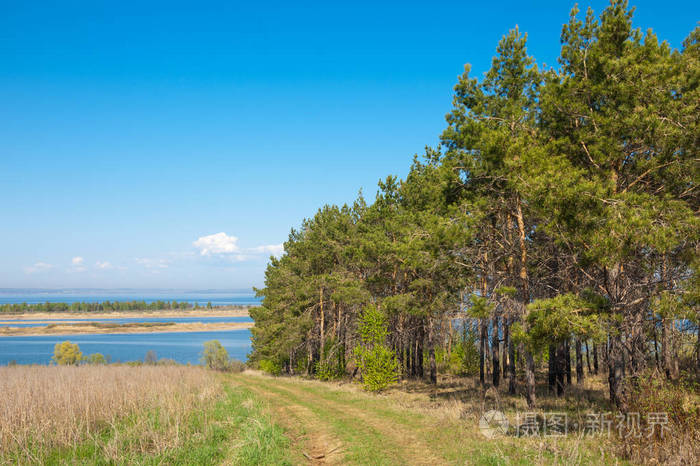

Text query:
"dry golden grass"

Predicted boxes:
[[0, 365, 223, 462], [380, 373, 698, 465], [617, 371, 700, 465]]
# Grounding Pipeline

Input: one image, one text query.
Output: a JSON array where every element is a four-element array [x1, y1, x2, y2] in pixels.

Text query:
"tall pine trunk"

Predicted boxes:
[[515, 199, 536, 408], [548, 345, 556, 394], [585, 340, 592, 375], [697, 325, 700, 371], [607, 335, 625, 409], [492, 316, 500, 387], [575, 339, 584, 384], [319, 287, 325, 355], [480, 319, 487, 385], [593, 343, 599, 374], [555, 342, 566, 396], [662, 317, 677, 380], [413, 324, 424, 379], [671, 324, 680, 380], [502, 316, 508, 380], [429, 321, 437, 384], [508, 321, 516, 395], [653, 322, 661, 371], [565, 339, 572, 385]]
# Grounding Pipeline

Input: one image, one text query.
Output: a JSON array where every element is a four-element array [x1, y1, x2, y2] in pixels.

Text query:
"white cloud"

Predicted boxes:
[[95, 261, 113, 270], [193, 232, 240, 256], [249, 243, 284, 257], [24, 262, 54, 274], [191, 233, 284, 263], [69, 256, 87, 272]]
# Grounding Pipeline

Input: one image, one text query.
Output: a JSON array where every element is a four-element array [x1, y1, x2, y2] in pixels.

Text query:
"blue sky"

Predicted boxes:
[[1, 1, 697, 290]]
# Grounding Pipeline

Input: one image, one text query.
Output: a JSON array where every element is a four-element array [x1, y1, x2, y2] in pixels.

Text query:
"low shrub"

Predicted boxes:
[[85, 353, 106, 365], [228, 359, 246, 373], [52, 341, 83, 365], [355, 345, 400, 392], [354, 305, 399, 392], [144, 350, 158, 364], [201, 340, 231, 371], [435, 336, 480, 376], [315, 360, 343, 381], [259, 359, 282, 376]]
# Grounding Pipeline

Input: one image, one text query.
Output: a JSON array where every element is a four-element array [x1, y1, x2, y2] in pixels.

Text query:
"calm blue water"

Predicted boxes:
[[0, 292, 259, 364], [0, 329, 253, 365], [0, 316, 254, 328], [0, 292, 261, 306]]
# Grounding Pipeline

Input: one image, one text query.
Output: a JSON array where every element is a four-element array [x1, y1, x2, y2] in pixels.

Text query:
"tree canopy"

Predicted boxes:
[[250, 0, 699, 408]]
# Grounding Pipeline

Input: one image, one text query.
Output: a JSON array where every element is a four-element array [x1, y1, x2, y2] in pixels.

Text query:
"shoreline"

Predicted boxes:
[[0, 321, 254, 337], [0, 307, 251, 321]]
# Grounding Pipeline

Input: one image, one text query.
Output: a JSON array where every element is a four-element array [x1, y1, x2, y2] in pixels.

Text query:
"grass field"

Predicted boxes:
[[230, 372, 623, 465], [0, 365, 631, 465], [0, 366, 289, 465]]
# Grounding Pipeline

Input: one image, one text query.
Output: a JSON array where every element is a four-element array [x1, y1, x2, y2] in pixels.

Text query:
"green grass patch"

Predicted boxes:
[[23, 383, 291, 465], [246, 376, 620, 465], [239, 375, 403, 465]]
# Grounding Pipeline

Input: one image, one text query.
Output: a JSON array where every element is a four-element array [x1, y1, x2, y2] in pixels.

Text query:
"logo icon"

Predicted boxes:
[[479, 410, 509, 438]]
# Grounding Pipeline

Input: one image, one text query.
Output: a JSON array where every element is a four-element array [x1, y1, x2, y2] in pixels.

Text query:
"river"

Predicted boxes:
[[0, 327, 253, 365]]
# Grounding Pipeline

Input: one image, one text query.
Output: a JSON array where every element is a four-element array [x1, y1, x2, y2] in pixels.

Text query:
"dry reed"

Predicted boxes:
[[0, 365, 222, 461]]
